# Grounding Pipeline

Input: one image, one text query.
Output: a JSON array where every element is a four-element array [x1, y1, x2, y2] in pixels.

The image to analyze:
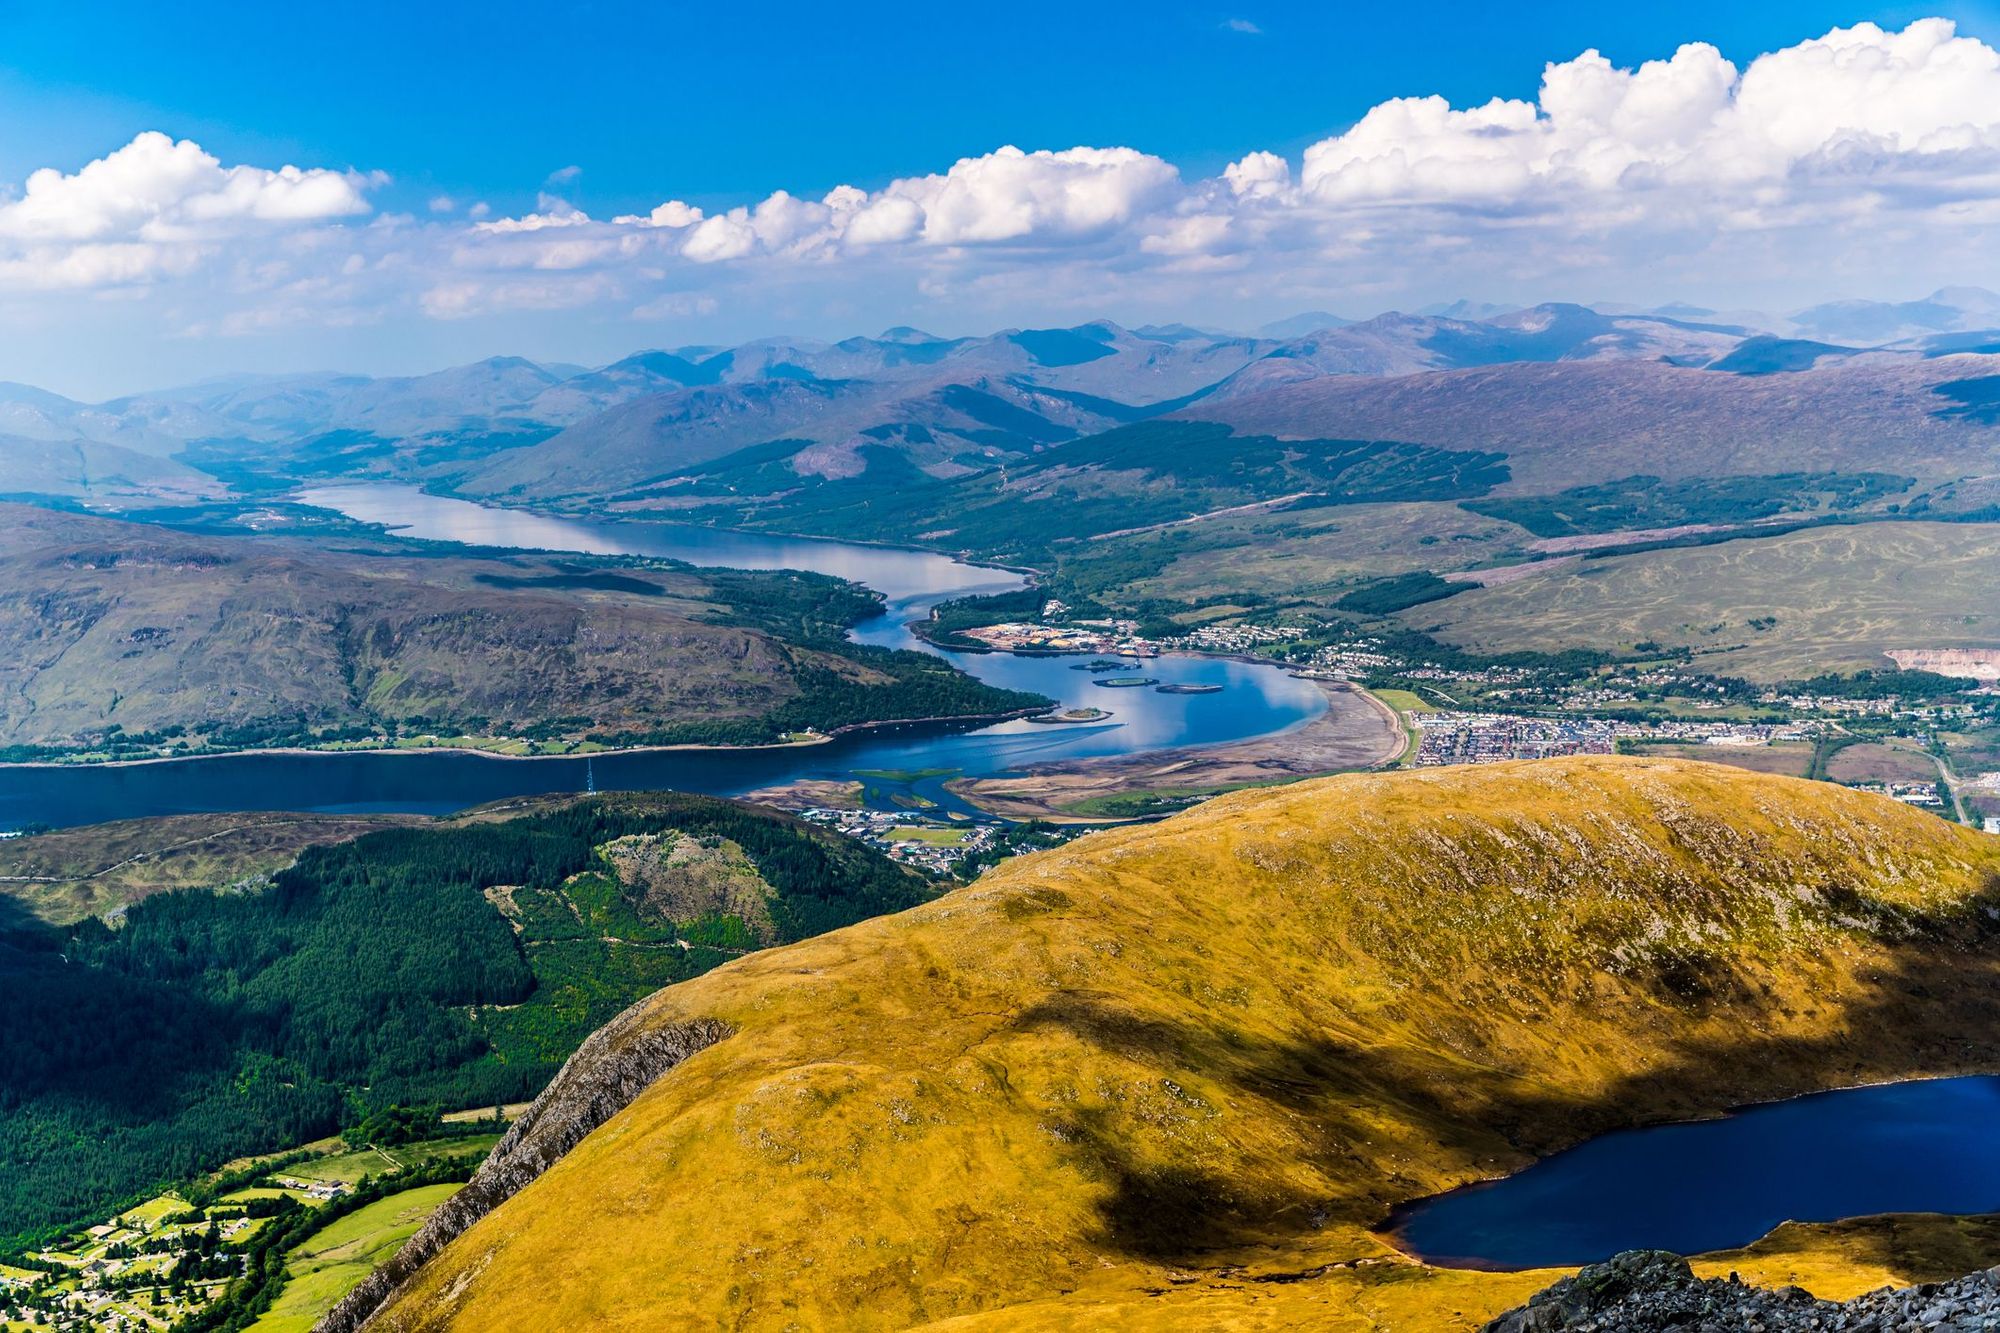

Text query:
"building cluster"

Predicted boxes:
[[1165, 623, 1309, 653], [1411, 712, 1813, 767], [796, 808, 1002, 875], [1412, 713, 1621, 765], [960, 620, 1158, 657], [1298, 639, 1532, 690], [269, 1176, 350, 1203], [6, 1203, 244, 1331], [1769, 693, 1900, 715], [1298, 639, 1396, 678], [1848, 780, 1946, 806]]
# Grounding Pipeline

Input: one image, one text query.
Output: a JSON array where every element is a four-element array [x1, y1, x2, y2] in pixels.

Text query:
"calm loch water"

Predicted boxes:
[[1391, 1076, 2000, 1269], [0, 486, 1328, 828]]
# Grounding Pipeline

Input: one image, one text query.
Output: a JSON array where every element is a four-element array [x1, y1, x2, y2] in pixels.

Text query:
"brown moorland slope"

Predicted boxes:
[[344, 757, 2000, 1331], [0, 811, 422, 924], [1180, 356, 2000, 493], [0, 503, 938, 753], [1413, 520, 2000, 678]]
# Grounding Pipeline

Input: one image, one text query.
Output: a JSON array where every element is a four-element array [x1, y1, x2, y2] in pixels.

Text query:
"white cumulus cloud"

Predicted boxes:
[[1299, 20, 2000, 212], [0, 131, 375, 290], [14, 18, 2000, 355]]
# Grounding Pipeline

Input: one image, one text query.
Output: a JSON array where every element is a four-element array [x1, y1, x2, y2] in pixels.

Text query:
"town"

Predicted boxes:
[[0, 1122, 497, 1332], [958, 603, 1311, 659], [1407, 712, 1817, 766], [795, 807, 1007, 876]]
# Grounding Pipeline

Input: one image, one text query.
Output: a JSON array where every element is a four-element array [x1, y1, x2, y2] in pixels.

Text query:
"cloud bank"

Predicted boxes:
[[9, 18, 2000, 363]]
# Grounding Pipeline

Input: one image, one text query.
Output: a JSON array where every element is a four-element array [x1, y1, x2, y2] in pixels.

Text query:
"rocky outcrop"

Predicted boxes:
[[313, 1005, 731, 1333], [1484, 1249, 2000, 1331], [1887, 648, 2000, 681]]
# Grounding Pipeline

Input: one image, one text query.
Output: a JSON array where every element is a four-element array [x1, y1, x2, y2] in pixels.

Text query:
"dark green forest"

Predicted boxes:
[[0, 793, 928, 1246]]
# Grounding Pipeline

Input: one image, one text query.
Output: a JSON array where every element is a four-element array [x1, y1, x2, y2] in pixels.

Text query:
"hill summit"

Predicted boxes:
[[339, 758, 2000, 1331]]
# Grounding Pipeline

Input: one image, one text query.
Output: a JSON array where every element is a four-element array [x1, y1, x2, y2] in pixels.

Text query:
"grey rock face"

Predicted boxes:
[[312, 1005, 731, 1333], [1484, 1249, 2000, 1331]]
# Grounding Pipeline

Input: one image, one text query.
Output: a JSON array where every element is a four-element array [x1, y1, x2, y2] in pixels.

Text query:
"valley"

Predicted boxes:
[[327, 759, 2000, 1331], [11, 300, 2000, 1330], [0, 502, 1043, 764], [28, 7, 2000, 1327], [12, 306, 2000, 797]]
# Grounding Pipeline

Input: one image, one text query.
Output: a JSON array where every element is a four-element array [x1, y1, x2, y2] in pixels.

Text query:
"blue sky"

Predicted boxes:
[[4, 1, 2000, 395], [2, 1, 1970, 218]]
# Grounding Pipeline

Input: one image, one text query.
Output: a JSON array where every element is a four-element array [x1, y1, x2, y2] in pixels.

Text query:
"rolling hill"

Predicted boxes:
[[0, 791, 931, 1244], [333, 758, 2000, 1331], [1409, 520, 2000, 679], [0, 305, 1883, 509], [1177, 355, 2000, 494], [457, 372, 1142, 502], [0, 503, 1040, 757]]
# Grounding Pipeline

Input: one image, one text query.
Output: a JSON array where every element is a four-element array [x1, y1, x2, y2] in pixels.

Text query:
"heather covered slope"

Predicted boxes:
[[0, 503, 1041, 757], [356, 758, 2000, 1331], [1179, 355, 2000, 493]]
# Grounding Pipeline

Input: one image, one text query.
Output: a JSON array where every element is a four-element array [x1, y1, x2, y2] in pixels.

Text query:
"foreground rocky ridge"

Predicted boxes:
[[352, 758, 2000, 1330], [319, 1006, 730, 1333], [1488, 1249, 2000, 1332]]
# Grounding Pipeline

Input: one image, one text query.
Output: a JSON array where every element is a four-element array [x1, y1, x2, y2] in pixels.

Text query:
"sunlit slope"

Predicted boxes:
[[364, 758, 2000, 1331]]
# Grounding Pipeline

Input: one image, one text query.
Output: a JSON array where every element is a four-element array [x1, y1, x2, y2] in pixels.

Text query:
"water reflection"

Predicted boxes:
[[0, 487, 1327, 828], [1392, 1076, 2000, 1269]]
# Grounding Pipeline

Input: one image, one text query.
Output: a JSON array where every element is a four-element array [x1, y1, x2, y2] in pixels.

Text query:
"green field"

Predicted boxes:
[[1825, 742, 1941, 786], [1621, 740, 1818, 779], [1412, 521, 2000, 680], [290, 1134, 501, 1185], [1364, 688, 1429, 767], [116, 1192, 190, 1228], [249, 1183, 460, 1333], [885, 826, 971, 846]]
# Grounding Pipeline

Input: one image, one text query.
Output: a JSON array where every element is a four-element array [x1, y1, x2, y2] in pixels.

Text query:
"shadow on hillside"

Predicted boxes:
[[0, 889, 46, 943], [1012, 882, 2000, 1265]]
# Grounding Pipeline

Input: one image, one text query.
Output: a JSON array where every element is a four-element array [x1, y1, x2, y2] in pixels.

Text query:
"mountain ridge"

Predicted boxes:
[[344, 757, 2000, 1331]]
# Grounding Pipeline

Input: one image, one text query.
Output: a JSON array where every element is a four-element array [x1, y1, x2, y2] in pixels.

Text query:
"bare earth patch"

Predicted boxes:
[[599, 832, 776, 941], [948, 680, 1404, 819], [739, 779, 866, 812]]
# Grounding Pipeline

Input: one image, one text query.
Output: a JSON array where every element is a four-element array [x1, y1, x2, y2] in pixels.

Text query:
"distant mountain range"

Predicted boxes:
[[6, 289, 2000, 511]]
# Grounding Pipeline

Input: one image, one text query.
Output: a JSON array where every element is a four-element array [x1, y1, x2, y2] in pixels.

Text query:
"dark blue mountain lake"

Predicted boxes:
[[1390, 1076, 2000, 1269], [0, 485, 1332, 829]]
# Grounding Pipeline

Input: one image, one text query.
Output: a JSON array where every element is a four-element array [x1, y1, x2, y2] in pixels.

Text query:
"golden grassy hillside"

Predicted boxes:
[[360, 757, 2000, 1331]]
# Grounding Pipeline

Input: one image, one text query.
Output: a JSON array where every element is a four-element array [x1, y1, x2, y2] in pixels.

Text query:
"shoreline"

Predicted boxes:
[[945, 678, 1407, 822], [0, 639, 1344, 777], [0, 706, 1054, 773], [1376, 1068, 2000, 1271], [382, 481, 1044, 584], [11, 485, 1347, 795]]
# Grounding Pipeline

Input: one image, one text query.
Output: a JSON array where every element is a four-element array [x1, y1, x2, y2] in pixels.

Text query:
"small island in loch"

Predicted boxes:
[[1026, 707, 1113, 725]]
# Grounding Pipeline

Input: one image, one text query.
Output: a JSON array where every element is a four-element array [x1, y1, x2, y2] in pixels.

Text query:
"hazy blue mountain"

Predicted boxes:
[[1789, 287, 2000, 344], [458, 370, 1144, 502], [1255, 311, 1355, 338]]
